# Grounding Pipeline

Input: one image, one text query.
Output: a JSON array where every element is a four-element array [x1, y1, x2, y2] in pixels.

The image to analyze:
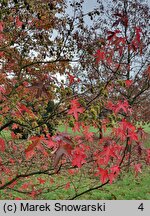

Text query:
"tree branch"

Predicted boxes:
[[0, 169, 55, 190], [0, 120, 14, 132], [70, 180, 109, 200]]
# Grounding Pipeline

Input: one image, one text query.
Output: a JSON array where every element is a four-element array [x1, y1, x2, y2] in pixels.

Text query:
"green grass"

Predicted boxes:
[[0, 130, 11, 140], [58, 125, 101, 133], [58, 122, 150, 135], [0, 166, 149, 200], [39, 167, 150, 200], [0, 122, 150, 200], [137, 122, 150, 133]]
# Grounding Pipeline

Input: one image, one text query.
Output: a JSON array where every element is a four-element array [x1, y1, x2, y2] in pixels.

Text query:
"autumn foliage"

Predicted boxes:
[[0, 0, 150, 199]]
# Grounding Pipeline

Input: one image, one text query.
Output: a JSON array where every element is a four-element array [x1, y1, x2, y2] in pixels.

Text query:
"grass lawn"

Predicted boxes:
[[41, 166, 150, 200], [0, 166, 149, 200], [58, 125, 100, 135], [58, 122, 150, 134], [0, 122, 150, 200]]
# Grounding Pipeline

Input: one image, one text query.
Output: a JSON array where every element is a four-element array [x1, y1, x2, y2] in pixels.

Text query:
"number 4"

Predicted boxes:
[[138, 203, 144, 211]]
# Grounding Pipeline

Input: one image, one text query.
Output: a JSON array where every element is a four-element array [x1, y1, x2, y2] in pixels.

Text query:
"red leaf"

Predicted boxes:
[[0, 52, 4, 57], [25, 149, 35, 160], [18, 104, 34, 117], [9, 158, 15, 164], [25, 142, 37, 154], [21, 183, 29, 190], [65, 182, 70, 190], [0, 156, 2, 165], [145, 65, 150, 78], [82, 124, 94, 142], [15, 197, 22, 200], [50, 178, 54, 184], [8, 180, 17, 188], [131, 27, 142, 51], [121, 16, 128, 27], [25, 136, 44, 153], [25, 136, 45, 159], [68, 169, 76, 175], [94, 49, 105, 63], [112, 13, 128, 27], [0, 21, 4, 32], [146, 149, 150, 164], [114, 119, 138, 142], [135, 27, 142, 44], [109, 166, 121, 184], [107, 31, 116, 40], [52, 132, 74, 167], [37, 177, 46, 185], [114, 100, 129, 114], [125, 80, 133, 87], [95, 168, 108, 184], [53, 143, 73, 167], [0, 138, 5, 152], [0, 86, 5, 94], [128, 131, 138, 141], [30, 190, 37, 198], [72, 146, 87, 168], [68, 99, 84, 121], [67, 72, 76, 86], [97, 141, 121, 166], [44, 136, 55, 148], [11, 131, 17, 139], [134, 164, 142, 177], [12, 123, 18, 130], [72, 122, 81, 132], [110, 165, 120, 175], [16, 16, 23, 28]]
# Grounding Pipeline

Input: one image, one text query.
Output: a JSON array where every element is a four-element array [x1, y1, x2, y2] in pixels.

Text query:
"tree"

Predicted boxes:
[[0, 0, 149, 199]]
